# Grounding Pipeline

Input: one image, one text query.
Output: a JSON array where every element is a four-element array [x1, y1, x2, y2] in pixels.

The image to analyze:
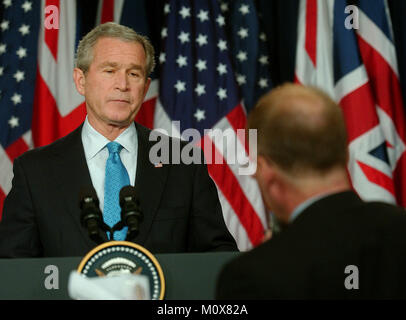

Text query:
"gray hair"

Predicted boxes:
[[75, 22, 155, 77]]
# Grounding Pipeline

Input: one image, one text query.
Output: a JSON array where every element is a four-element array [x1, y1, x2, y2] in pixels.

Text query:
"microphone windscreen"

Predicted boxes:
[[119, 185, 136, 205], [78, 186, 99, 208]]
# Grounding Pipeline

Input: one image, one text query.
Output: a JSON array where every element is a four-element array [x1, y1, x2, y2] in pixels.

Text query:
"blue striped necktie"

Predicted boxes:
[[103, 141, 130, 241]]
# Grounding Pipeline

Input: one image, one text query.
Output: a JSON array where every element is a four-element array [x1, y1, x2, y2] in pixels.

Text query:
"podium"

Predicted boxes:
[[0, 251, 239, 300]]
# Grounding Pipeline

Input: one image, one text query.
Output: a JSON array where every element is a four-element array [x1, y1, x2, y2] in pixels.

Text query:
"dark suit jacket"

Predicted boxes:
[[216, 191, 406, 299], [0, 123, 237, 257]]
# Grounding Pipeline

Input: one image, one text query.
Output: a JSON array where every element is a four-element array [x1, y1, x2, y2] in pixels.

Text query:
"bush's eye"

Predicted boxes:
[[130, 71, 141, 77]]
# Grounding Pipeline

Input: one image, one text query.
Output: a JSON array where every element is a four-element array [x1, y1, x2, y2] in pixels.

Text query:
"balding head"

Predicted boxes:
[[248, 83, 348, 178]]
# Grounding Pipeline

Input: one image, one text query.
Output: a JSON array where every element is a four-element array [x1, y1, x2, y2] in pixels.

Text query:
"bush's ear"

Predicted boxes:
[[73, 68, 86, 96]]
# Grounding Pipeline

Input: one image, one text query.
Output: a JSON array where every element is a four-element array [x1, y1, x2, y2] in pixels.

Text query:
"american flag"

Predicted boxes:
[[0, 0, 269, 251], [0, 0, 41, 215], [155, 0, 268, 250], [295, 0, 406, 206]]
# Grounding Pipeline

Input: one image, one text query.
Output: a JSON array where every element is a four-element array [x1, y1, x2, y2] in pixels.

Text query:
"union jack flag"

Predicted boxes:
[[295, 0, 406, 207]]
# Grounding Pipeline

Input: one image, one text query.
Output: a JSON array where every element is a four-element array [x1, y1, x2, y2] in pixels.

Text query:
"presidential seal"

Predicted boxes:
[[77, 241, 165, 300]]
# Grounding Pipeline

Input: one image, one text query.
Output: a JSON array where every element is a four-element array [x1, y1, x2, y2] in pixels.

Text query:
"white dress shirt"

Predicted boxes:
[[81, 116, 138, 211]]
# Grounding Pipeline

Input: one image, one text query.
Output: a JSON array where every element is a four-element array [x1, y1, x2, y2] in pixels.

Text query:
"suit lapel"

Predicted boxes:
[[52, 124, 108, 248], [50, 122, 168, 248], [133, 123, 169, 245]]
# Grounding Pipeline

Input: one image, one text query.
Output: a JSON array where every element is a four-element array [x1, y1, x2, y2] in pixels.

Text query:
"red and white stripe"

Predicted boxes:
[[207, 105, 267, 249]]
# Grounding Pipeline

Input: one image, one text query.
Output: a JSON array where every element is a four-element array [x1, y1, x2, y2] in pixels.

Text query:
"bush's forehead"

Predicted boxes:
[[91, 38, 146, 64]]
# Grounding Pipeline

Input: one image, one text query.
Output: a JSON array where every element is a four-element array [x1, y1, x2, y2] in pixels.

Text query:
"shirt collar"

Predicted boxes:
[[81, 116, 137, 160], [115, 121, 137, 154]]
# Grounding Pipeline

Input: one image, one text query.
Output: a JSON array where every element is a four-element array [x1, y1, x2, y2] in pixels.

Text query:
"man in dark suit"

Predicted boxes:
[[0, 22, 237, 257], [216, 84, 406, 299]]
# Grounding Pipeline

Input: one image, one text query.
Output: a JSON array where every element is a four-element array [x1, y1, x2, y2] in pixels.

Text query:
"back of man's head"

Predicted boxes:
[[248, 83, 348, 178]]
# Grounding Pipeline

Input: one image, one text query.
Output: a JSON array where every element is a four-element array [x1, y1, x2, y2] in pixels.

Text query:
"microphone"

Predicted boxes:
[[119, 186, 143, 241], [79, 186, 109, 244]]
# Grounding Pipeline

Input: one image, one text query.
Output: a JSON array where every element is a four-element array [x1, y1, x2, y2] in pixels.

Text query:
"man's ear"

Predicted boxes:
[[256, 155, 278, 211], [257, 156, 275, 185], [257, 155, 284, 197], [73, 68, 86, 96]]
